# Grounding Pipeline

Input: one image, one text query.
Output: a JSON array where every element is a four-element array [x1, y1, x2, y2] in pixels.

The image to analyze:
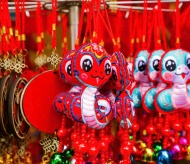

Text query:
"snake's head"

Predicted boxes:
[[148, 49, 165, 82], [161, 49, 190, 85], [59, 50, 79, 85], [73, 43, 112, 88], [133, 50, 150, 83], [105, 51, 129, 92]]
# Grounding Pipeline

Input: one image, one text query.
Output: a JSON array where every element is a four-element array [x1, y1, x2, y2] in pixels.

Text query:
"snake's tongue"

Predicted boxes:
[[181, 73, 186, 79], [96, 77, 100, 84]]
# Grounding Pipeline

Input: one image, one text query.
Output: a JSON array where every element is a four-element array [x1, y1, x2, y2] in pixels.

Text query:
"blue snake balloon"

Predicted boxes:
[[155, 49, 190, 114]]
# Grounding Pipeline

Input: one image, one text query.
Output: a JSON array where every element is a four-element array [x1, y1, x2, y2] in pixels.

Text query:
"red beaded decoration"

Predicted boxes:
[[57, 115, 68, 153], [162, 115, 171, 149]]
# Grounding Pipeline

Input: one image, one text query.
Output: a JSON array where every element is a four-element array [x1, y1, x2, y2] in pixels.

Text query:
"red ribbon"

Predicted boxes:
[[36, 2, 43, 55], [62, 14, 68, 56], [175, 0, 180, 48], [51, 0, 57, 50]]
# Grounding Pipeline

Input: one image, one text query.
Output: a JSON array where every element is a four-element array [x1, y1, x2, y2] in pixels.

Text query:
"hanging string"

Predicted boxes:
[[51, 0, 57, 50], [82, 1, 93, 44], [0, 0, 2, 55], [153, 8, 160, 49], [62, 14, 68, 56], [102, 0, 117, 48], [21, 0, 26, 50], [4, 0, 16, 55], [116, 9, 122, 50], [147, 11, 153, 51], [160, 12, 167, 51], [98, 12, 117, 47], [15, 0, 21, 50], [142, 0, 147, 49], [2, 0, 9, 54], [158, 0, 167, 50], [75, 0, 86, 48], [175, 0, 180, 48], [36, 2, 43, 55], [94, 0, 99, 41], [135, 11, 140, 52], [92, 0, 100, 43], [129, 8, 134, 57]]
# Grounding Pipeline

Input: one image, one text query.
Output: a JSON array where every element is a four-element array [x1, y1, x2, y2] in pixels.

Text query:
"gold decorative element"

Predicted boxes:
[[176, 37, 180, 44], [34, 53, 47, 68], [13, 154, 23, 164], [46, 53, 62, 69], [142, 35, 146, 43], [21, 34, 26, 41], [41, 32, 44, 38], [9, 28, 13, 36], [0, 58, 12, 70], [37, 36, 42, 43], [24, 151, 32, 164], [52, 24, 56, 31], [0, 156, 3, 164], [4, 153, 13, 164], [39, 136, 59, 154], [12, 59, 26, 74], [40, 154, 50, 164], [2, 26, 6, 34], [131, 38, 134, 44], [15, 30, 19, 36]]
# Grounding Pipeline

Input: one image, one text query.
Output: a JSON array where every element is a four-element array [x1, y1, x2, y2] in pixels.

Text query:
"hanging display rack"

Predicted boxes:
[[7, 0, 189, 12]]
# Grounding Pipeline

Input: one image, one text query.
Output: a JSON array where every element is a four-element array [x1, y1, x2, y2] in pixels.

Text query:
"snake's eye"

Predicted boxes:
[[65, 61, 72, 76], [138, 60, 146, 72], [187, 58, 190, 69], [153, 59, 160, 71], [165, 59, 176, 71], [104, 60, 112, 75], [80, 55, 93, 72]]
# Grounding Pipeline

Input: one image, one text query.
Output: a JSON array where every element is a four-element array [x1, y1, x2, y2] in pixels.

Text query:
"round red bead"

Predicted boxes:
[[146, 125, 156, 134], [131, 123, 139, 132], [57, 128, 67, 139], [162, 127, 171, 137]]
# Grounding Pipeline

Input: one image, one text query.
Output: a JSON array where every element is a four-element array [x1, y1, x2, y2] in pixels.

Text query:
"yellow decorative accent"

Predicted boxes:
[[63, 37, 67, 42], [35, 53, 47, 67], [112, 38, 116, 46], [15, 30, 19, 36], [47, 53, 62, 69], [5, 35, 8, 42], [9, 28, 13, 36], [0, 156, 3, 164], [37, 36, 42, 43], [41, 32, 44, 38], [69, 51, 75, 57], [75, 38, 79, 45], [136, 38, 139, 43], [117, 37, 120, 43], [157, 39, 161, 44], [21, 34, 26, 41], [131, 38, 134, 44], [25, 152, 32, 164], [99, 40, 104, 47], [4, 153, 13, 164], [18, 35, 21, 41], [52, 24, 56, 31], [41, 155, 50, 164], [176, 37, 180, 44], [142, 35, 146, 43], [2, 26, 6, 34], [93, 31, 96, 38]]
